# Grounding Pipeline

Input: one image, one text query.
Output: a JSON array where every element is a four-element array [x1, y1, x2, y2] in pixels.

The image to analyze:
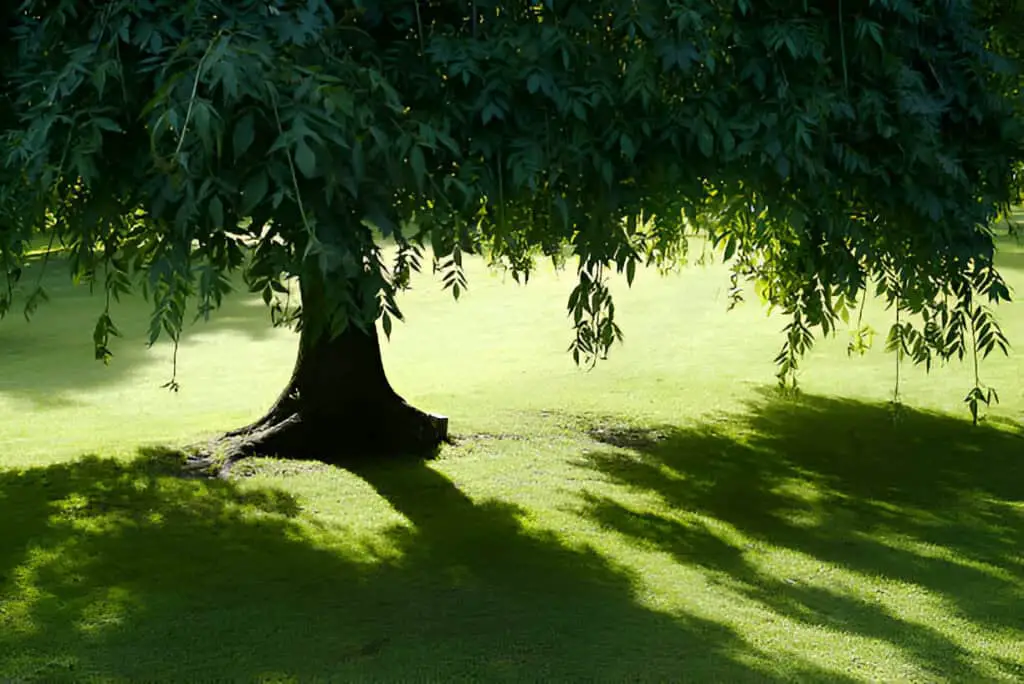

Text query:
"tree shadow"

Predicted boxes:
[[573, 391, 1024, 681], [0, 448, 844, 681], [0, 260, 287, 408]]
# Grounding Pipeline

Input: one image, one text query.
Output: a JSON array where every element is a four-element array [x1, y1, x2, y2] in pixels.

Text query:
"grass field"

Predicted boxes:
[[1, 234, 1022, 681]]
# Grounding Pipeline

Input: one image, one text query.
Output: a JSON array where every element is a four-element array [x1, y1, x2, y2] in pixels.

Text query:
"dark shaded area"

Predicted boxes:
[[576, 391, 1024, 681], [0, 448, 840, 681], [0, 259, 285, 408]]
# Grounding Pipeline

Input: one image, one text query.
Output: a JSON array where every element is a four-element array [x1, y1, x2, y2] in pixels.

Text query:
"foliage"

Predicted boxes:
[[1, 0, 1023, 417]]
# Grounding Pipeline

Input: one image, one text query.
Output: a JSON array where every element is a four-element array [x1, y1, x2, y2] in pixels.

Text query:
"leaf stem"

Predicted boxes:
[[269, 93, 313, 243], [175, 30, 223, 157]]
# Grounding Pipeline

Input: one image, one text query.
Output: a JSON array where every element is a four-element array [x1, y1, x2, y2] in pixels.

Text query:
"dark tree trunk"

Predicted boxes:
[[196, 270, 448, 472]]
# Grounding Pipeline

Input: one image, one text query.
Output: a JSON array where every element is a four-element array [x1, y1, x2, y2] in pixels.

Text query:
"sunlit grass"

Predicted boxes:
[[0, 235, 1021, 680]]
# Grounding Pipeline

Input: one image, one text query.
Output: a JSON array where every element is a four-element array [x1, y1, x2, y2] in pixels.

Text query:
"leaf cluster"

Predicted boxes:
[[1, 0, 1022, 414]]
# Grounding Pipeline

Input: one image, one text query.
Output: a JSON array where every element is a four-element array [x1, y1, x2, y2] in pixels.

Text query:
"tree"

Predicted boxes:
[[978, 0, 1024, 206], [1, 0, 1022, 468]]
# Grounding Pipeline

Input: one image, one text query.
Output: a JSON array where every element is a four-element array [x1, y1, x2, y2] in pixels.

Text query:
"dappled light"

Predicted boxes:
[[0, 448, 821, 681], [0, 248, 1020, 678], [575, 392, 1024, 680], [2, 0, 1023, 678], [3, 392, 1021, 679]]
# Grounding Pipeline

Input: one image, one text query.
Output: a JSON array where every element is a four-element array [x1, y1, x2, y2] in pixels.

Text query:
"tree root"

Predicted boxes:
[[185, 404, 450, 478], [222, 388, 299, 439]]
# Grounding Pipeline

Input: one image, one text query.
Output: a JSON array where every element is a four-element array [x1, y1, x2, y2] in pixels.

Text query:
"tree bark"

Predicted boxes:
[[196, 270, 449, 472]]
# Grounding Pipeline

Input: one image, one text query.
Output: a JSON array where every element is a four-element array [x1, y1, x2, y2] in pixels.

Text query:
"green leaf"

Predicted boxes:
[[233, 113, 255, 160], [193, 101, 211, 147], [364, 207, 397, 237], [93, 117, 123, 133], [242, 172, 269, 215], [209, 196, 224, 229], [481, 102, 504, 125], [723, 236, 737, 261], [719, 127, 736, 155], [698, 127, 714, 157], [294, 141, 316, 179], [620, 133, 636, 161], [775, 155, 791, 179], [410, 146, 426, 190]]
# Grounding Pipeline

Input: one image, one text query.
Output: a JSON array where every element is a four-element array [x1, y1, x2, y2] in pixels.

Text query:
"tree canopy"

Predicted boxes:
[[2, 0, 1023, 430]]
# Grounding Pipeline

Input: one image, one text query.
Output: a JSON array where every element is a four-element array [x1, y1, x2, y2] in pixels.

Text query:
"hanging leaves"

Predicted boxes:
[[0, 0, 1021, 418]]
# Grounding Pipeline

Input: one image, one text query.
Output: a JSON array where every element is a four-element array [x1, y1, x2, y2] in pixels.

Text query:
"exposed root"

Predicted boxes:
[[187, 405, 450, 477], [222, 391, 299, 439]]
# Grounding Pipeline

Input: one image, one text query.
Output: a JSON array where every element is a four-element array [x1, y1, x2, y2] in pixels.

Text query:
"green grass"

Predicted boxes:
[[1, 236, 1022, 681]]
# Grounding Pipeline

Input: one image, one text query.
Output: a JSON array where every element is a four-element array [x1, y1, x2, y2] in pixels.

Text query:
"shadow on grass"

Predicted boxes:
[[574, 391, 1024, 681], [0, 448, 839, 681], [0, 261, 285, 408]]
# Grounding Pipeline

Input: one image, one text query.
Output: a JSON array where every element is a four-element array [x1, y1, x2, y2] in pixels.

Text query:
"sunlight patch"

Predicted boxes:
[[769, 477, 827, 504], [769, 477, 828, 529], [874, 533, 1024, 586], [74, 586, 139, 635]]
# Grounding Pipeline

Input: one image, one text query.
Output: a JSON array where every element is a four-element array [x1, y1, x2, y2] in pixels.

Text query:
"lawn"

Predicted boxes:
[[0, 234, 1022, 681]]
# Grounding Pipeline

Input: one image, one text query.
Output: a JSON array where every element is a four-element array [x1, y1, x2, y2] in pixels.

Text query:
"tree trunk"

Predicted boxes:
[[197, 271, 449, 472]]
